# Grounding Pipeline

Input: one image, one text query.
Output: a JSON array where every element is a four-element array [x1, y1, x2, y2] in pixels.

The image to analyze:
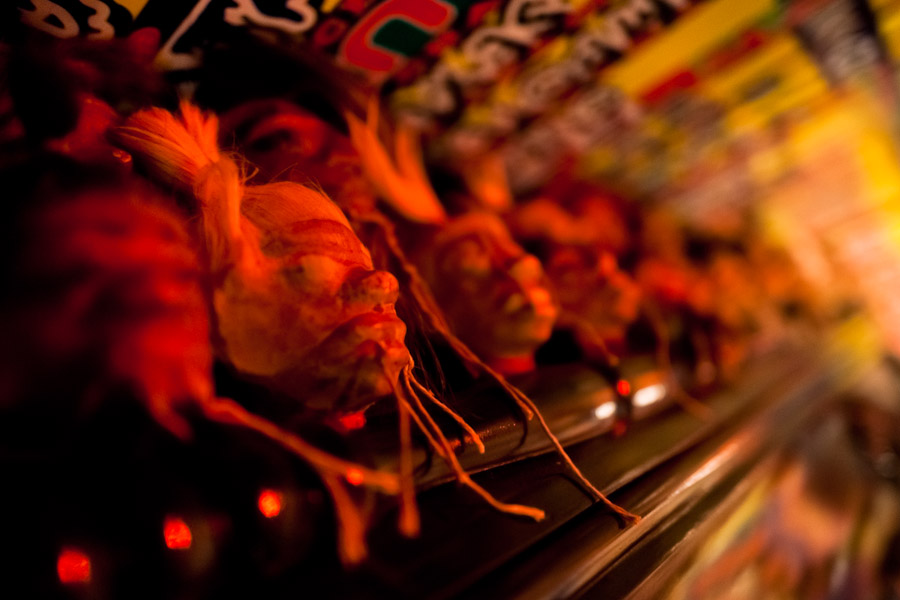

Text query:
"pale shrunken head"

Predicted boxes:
[[233, 183, 411, 411], [112, 104, 410, 413]]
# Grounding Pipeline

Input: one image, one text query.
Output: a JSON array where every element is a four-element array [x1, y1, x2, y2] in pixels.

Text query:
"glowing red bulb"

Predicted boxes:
[[616, 380, 631, 396], [163, 516, 192, 550], [57, 548, 91, 584], [337, 411, 367, 431], [258, 489, 283, 518], [346, 468, 364, 486]]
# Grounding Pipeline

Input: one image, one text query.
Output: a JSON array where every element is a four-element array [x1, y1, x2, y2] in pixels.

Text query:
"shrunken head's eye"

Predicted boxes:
[[283, 254, 349, 295], [446, 239, 492, 279]]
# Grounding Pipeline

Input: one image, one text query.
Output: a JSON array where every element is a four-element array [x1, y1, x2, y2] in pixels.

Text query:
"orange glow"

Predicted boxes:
[[57, 548, 91, 584], [163, 516, 192, 550], [337, 411, 367, 430], [346, 468, 364, 486], [258, 489, 283, 518], [616, 380, 631, 396], [599, 252, 618, 276]]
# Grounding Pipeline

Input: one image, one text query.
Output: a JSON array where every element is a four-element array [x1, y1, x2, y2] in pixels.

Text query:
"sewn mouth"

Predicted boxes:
[[317, 312, 409, 366]]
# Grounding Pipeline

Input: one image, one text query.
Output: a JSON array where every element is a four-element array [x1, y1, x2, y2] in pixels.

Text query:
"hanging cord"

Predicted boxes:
[[563, 312, 622, 367], [383, 352, 421, 538], [197, 395, 398, 565], [363, 212, 639, 523], [400, 363, 546, 521], [320, 472, 368, 565], [201, 396, 399, 492]]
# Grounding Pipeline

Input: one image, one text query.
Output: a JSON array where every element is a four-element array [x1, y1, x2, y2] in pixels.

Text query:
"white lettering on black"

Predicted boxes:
[[81, 0, 115, 39], [19, 0, 79, 38], [224, 0, 318, 35]]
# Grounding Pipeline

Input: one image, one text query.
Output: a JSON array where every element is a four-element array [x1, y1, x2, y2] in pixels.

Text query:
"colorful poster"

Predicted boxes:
[[495, 0, 781, 193], [16, 0, 698, 126], [390, 0, 697, 135], [14, 0, 503, 72]]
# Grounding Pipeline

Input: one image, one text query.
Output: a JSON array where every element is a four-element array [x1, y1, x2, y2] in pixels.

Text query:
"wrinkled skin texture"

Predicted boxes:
[[213, 182, 409, 413], [113, 104, 411, 414], [217, 103, 412, 409], [414, 212, 558, 373]]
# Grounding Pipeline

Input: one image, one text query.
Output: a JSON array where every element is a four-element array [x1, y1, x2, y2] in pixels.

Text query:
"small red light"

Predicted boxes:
[[57, 548, 91, 584], [616, 380, 631, 396], [163, 516, 192, 550], [346, 468, 364, 486], [337, 411, 366, 431], [258, 489, 283, 518]]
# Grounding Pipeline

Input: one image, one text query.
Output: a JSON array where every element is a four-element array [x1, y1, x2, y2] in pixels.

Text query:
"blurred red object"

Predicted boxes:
[[258, 490, 283, 519], [164, 517, 192, 550], [57, 548, 91, 584]]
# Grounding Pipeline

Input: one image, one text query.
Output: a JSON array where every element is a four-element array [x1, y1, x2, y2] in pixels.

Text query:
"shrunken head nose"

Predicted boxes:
[[341, 268, 400, 307]]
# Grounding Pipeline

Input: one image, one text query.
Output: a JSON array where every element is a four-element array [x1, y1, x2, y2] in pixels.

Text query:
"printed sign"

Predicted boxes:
[[15, 0, 501, 73], [393, 0, 694, 134]]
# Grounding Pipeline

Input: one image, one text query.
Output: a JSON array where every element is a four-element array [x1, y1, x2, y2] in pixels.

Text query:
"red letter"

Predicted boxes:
[[340, 0, 454, 73]]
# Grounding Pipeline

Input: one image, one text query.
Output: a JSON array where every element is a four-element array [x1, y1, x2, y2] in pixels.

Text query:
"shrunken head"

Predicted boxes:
[[415, 212, 558, 374], [113, 104, 410, 413]]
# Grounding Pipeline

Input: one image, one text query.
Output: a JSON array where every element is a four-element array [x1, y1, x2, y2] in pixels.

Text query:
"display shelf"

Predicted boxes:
[[314, 340, 849, 599], [461, 342, 865, 599]]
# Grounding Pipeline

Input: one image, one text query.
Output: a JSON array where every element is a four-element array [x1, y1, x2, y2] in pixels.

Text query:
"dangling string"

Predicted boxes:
[[394, 399, 421, 536], [408, 375, 485, 454], [321, 472, 368, 565], [642, 301, 712, 421], [358, 213, 638, 522], [486, 377, 620, 510], [198, 396, 402, 565], [360, 212, 535, 419], [384, 355, 421, 538], [201, 396, 400, 493], [401, 365, 546, 522], [401, 397, 448, 460], [563, 312, 622, 368], [506, 387, 641, 526], [377, 351, 446, 461], [342, 106, 637, 525]]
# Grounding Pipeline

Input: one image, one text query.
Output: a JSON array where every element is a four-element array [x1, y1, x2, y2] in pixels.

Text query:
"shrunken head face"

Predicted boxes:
[[112, 102, 412, 414], [417, 213, 558, 373], [219, 184, 409, 412], [546, 248, 642, 342]]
